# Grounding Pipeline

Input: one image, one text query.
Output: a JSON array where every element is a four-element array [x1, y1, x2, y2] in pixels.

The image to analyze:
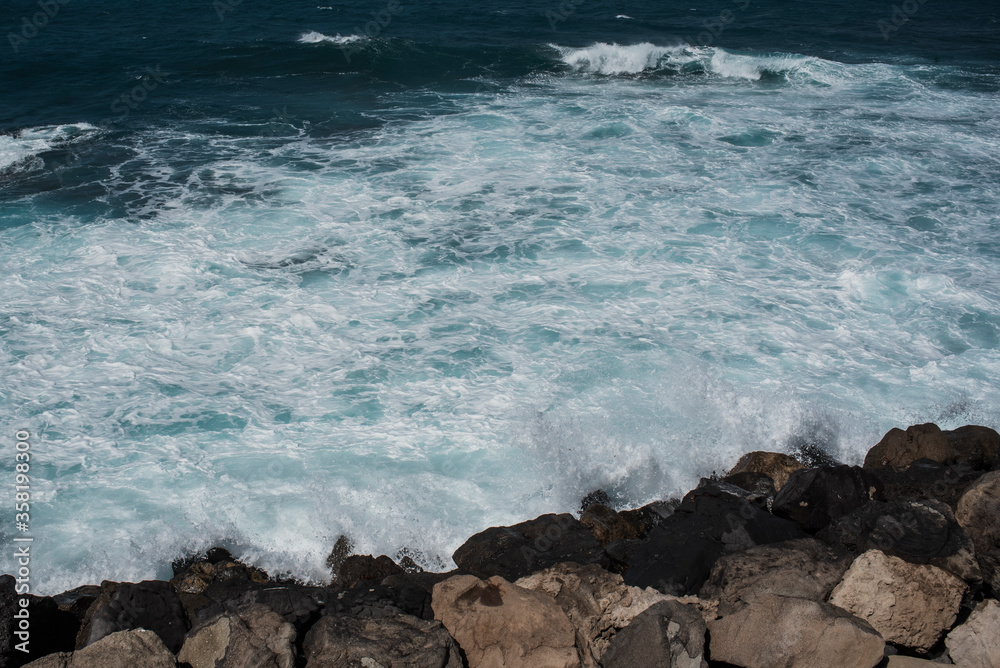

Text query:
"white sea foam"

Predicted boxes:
[[0, 123, 98, 174], [298, 30, 365, 45]]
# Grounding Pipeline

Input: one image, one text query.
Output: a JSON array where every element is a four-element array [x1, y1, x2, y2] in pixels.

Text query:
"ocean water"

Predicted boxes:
[[1, 0, 999, 594]]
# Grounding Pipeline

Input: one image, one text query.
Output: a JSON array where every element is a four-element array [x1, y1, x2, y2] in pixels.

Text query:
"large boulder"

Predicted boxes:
[[869, 458, 983, 509], [336, 554, 404, 590], [956, 471, 1000, 594], [23, 629, 176, 668], [819, 498, 982, 585], [177, 603, 296, 668], [599, 600, 707, 668], [726, 451, 805, 491], [864, 423, 1000, 471], [303, 613, 461, 668], [699, 538, 852, 616], [944, 598, 1000, 668], [621, 481, 806, 595], [514, 562, 668, 666], [330, 581, 433, 620], [453, 513, 607, 582], [771, 465, 883, 533], [75, 580, 187, 654], [432, 574, 578, 668], [829, 550, 967, 652], [707, 593, 884, 668]]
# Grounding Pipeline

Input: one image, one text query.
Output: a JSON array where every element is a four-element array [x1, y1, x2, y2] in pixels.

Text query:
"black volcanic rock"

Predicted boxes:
[[453, 513, 608, 581], [621, 480, 806, 595], [75, 580, 188, 654], [772, 465, 883, 532]]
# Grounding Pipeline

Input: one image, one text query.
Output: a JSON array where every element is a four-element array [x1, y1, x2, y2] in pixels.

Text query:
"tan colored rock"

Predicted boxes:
[[956, 471, 1000, 593], [23, 629, 177, 668], [699, 538, 852, 616], [178, 603, 295, 668], [726, 451, 804, 491], [945, 598, 1000, 668], [707, 593, 884, 668], [829, 550, 967, 652], [432, 574, 578, 668], [515, 562, 668, 665], [303, 613, 461, 668]]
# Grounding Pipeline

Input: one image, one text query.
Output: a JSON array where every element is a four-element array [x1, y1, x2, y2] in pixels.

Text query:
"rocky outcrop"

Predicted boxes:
[[869, 458, 983, 509], [514, 562, 667, 666], [864, 423, 1000, 471], [771, 465, 883, 532], [726, 451, 805, 491], [945, 598, 1000, 668], [74, 580, 187, 654], [621, 480, 805, 595], [820, 498, 982, 585], [599, 600, 707, 668], [432, 574, 578, 668], [177, 603, 296, 668], [707, 593, 884, 668], [699, 538, 852, 615], [829, 550, 967, 652], [336, 554, 404, 590], [453, 513, 607, 582], [303, 613, 461, 668], [956, 471, 1000, 594], [23, 629, 177, 668]]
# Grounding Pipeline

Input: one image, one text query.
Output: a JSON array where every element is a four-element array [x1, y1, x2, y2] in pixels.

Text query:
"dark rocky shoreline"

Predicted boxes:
[[3, 422, 999, 667]]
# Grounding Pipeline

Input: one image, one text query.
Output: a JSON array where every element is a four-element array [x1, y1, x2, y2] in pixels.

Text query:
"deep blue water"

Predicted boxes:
[[2, 0, 999, 592]]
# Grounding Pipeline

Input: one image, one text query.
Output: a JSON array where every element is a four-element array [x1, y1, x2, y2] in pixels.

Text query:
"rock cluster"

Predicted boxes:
[[3, 421, 1000, 668]]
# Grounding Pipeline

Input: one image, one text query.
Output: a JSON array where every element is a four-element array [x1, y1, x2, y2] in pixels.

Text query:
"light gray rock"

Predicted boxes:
[[178, 603, 295, 668], [945, 598, 1000, 668], [515, 562, 668, 666], [23, 629, 176, 668], [599, 600, 707, 668], [303, 613, 462, 668], [957, 471, 1000, 593], [707, 593, 884, 668], [699, 538, 851, 615], [829, 550, 967, 652]]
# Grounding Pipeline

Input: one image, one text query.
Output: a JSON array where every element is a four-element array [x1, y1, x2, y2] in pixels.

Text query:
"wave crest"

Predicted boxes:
[[298, 31, 365, 46], [552, 42, 839, 83], [0, 123, 100, 175]]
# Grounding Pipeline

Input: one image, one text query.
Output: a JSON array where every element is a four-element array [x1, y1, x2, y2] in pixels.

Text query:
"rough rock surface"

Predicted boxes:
[[75, 580, 187, 654], [177, 603, 296, 668], [515, 562, 668, 666], [885, 657, 939, 667], [820, 498, 981, 585], [726, 451, 805, 491], [599, 600, 707, 668], [336, 555, 404, 590], [956, 471, 1000, 594], [170, 550, 270, 596], [432, 574, 578, 668], [330, 581, 433, 620], [945, 598, 1000, 668], [707, 593, 884, 668], [453, 513, 607, 582], [864, 423, 1000, 470], [580, 505, 642, 546], [621, 481, 805, 595], [699, 538, 852, 615], [771, 465, 883, 532], [829, 549, 967, 652], [870, 458, 983, 509], [303, 613, 461, 668], [23, 629, 177, 668]]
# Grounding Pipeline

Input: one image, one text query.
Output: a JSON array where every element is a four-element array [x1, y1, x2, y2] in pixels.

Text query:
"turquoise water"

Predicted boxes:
[[1, 0, 999, 593]]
